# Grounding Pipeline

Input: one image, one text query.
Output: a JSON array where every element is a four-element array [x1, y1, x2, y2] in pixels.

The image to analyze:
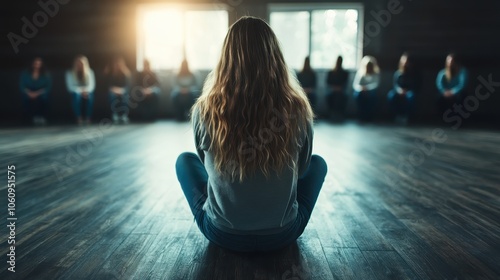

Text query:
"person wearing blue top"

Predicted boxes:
[[65, 55, 96, 125], [19, 57, 52, 125], [353, 56, 380, 121], [387, 53, 421, 124], [436, 53, 468, 114], [175, 17, 327, 252], [171, 59, 198, 121], [105, 57, 132, 124], [297, 57, 317, 111]]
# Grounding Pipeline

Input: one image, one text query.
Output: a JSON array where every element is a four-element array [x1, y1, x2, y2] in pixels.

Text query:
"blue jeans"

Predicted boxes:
[[354, 89, 377, 120], [109, 91, 130, 116], [387, 90, 415, 117], [326, 90, 347, 114], [170, 89, 198, 120], [175, 152, 327, 252], [71, 92, 94, 119], [23, 94, 48, 118]]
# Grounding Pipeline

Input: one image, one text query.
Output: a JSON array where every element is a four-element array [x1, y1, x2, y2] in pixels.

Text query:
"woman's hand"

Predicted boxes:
[[111, 86, 125, 95], [27, 91, 41, 99]]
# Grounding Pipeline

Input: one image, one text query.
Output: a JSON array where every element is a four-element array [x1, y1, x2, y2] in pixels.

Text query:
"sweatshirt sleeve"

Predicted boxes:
[[352, 72, 362, 92], [393, 71, 402, 92], [436, 69, 446, 94], [65, 71, 80, 93], [84, 69, 96, 93], [451, 68, 468, 95], [297, 121, 313, 179]]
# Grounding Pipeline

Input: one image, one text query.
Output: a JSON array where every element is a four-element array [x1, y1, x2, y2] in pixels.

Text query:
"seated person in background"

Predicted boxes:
[[436, 53, 468, 115], [297, 56, 317, 111], [105, 57, 132, 124], [353, 56, 380, 121], [171, 59, 198, 121], [387, 52, 421, 124], [326, 56, 349, 120], [134, 59, 160, 121], [66, 55, 95, 125], [19, 57, 52, 125]]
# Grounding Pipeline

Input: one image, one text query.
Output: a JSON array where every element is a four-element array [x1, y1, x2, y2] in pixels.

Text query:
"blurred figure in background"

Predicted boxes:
[[106, 57, 132, 124], [353, 56, 380, 121], [326, 56, 349, 120], [297, 56, 317, 111], [171, 59, 198, 121], [387, 52, 421, 124], [66, 55, 95, 125], [134, 59, 160, 121], [20, 57, 52, 125], [436, 53, 468, 115]]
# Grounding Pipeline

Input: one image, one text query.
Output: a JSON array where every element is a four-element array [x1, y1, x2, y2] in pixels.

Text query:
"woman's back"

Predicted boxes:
[[192, 108, 313, 233], [175, 16, 326, 252]]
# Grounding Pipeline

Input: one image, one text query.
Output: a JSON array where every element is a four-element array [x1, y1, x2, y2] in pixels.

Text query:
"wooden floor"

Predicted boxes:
[[1, 121, 499, 280]]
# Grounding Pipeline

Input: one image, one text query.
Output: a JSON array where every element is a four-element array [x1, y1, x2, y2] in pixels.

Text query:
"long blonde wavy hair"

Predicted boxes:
[[358, 55, 380, 76], [72, 55, 91, 85], [193, 16, 313, 182]]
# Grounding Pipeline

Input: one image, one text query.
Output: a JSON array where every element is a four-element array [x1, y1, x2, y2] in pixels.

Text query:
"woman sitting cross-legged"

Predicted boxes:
[[175, 16, 327, 253]]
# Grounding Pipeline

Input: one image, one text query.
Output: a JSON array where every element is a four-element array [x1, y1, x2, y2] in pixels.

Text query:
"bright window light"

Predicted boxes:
[[137, 5, 228, 71], [270, 11, 310, 70], [269, 4, 363, 70], [185, 11, 228, 70]]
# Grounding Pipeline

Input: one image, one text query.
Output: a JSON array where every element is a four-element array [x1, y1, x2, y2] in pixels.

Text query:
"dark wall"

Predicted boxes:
[[1, 0, 500, 123]]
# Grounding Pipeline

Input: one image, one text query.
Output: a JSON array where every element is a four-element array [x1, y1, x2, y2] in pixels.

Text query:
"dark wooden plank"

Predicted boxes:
[[58, 233, 129, 279], [1, 121, 499, 279], [333, 196, 394, 251], [92, 233, 159, 279], [362, 250, 419, 280], [401, 218, 498, 279], [352, 195, 458, 280], [133, 220, 192, 279], [323, 247, 378, 280]]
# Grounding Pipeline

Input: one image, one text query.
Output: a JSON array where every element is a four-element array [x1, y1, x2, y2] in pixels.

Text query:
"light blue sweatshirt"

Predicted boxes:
[[436, 68, 468, 95], [192, 108, 313, 235], [353, 72, 380, 92], [65, 69, 96, 94]]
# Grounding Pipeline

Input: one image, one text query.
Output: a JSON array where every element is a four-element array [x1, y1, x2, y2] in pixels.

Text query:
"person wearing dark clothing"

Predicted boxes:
[[134, 59, 160, 121], [297, 57, 317, 111], [106, 57, 132, 124], [326, 56, 349, 119], [19, 57, 52, 125], [387, 53, 421, 123], [171, 59, 198, 121]]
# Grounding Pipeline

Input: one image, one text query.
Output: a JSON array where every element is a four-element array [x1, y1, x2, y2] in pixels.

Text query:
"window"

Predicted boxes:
[[137, 5, 228, 70], [269, 4, 363, 70]]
